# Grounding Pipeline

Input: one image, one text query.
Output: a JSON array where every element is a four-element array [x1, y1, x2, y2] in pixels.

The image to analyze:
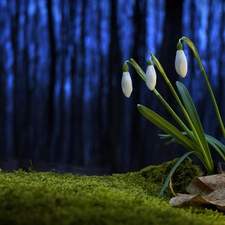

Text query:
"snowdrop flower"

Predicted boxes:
[[121, 63, 133, 98], [146, 60, 157, 90], [175, 42, 188, 78]]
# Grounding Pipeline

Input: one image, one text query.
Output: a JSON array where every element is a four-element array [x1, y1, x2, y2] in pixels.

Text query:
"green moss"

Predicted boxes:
[[139, 157, 203, 193], [0, 159, 223, 225]]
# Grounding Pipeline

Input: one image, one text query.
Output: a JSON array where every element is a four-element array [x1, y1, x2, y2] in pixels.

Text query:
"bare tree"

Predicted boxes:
[[46, 0, 57, 160], [104, 0, 123, 172], [129, 0, 147, 169], [153, 0, 184, 163]]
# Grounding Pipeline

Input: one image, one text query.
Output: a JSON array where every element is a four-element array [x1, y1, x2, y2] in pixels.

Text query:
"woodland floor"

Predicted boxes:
[[0, 158, 224, 225]]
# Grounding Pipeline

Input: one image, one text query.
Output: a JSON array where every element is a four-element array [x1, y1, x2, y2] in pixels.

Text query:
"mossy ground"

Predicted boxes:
[[0, 158, 224, 225]]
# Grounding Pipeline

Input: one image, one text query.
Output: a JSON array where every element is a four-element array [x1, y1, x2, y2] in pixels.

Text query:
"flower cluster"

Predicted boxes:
[[121, 41, 187, 97]]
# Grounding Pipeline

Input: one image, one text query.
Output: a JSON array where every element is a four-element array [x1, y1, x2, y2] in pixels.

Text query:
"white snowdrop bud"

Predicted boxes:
[[146, 61, 157, 91], [175, 50, 188, 78], [121, 63, 133, 98], [175, 42, 188, 78]]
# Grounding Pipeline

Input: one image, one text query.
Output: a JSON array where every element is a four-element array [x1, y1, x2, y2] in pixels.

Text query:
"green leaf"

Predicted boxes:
[[205, 134, 225, 161], [176, 82, 205, 140], [137, 104, 197, 152], [158, 151, 195, 198], [176, 81, 214, 174], [160, 131, 225, 164]]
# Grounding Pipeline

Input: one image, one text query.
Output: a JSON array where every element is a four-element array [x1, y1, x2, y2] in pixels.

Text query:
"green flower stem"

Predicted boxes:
[[126, 59, 146, 81], [153, 89, 196, 142], [150, 52, 200, 138], [180, 37, 225, 137], [127, 59, 195, 142], [150, 52, 214, 174]]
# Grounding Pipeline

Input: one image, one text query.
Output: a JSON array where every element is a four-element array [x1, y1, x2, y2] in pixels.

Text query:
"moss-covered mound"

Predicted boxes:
[[0, 158, 224, 225], [139, 157, 203, 193]]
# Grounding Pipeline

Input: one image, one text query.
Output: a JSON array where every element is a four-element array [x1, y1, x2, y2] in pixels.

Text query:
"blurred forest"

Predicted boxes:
[[0, 0, 225, 174]]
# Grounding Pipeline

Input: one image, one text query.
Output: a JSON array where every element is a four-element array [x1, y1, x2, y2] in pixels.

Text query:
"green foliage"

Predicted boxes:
[[0, 162, 224, 225], [123, 37, 225, 197]]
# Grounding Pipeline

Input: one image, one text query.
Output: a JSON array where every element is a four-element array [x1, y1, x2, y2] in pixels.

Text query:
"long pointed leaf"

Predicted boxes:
[[176, 81, 205, 143], [157, 133, 207, 168], [137, 104, 197, 152], [176, 81, 214, 174], [205, 134, 225, 152], [205, 134, 225, 161], [160, 132, 225, 164]]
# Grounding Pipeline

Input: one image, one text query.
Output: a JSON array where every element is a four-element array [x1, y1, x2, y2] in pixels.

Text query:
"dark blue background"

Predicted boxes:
[[0, 0, 225, 174]]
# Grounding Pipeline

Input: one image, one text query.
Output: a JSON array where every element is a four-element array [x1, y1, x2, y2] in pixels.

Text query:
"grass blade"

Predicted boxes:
[[158, 151, 195, 198]]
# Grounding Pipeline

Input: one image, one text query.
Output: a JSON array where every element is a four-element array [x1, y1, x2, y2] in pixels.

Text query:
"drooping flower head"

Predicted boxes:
[[146, 60, 157, 91], [121, 62, 133, 98], [175, 41, 188, 78]]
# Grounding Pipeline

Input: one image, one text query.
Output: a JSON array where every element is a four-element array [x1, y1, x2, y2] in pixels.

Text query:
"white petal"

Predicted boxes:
[[121, 72, 133, 98], [146, 65, 157, 90], [175, 50, 188, 78]]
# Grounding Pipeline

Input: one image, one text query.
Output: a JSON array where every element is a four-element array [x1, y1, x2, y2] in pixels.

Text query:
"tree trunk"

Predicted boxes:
[[154, 0, 184, 162], [46, 0, 56, 160], [105, 0, 123, 172]]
